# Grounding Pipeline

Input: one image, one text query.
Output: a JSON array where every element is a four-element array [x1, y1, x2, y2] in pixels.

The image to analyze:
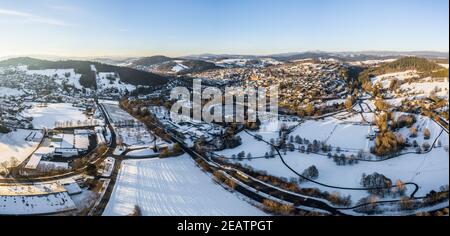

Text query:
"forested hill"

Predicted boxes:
[[130, 55, 173, 67], [129, 56, 221, 74], [0, 57, 170, 89], [358, 57, 447, 82]]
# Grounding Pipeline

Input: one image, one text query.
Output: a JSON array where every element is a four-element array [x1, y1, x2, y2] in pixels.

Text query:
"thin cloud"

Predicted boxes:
[[47, 4, 84, 13], [0, 8, 71, 26]]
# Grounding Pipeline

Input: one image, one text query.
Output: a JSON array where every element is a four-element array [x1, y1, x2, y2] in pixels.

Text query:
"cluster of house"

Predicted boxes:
[[190, 67, 251, 85], [178, 60, 349, 116], [148, 106, 224, 147], [24, 129, 92, 171], [245, 62, 348, 109], [0, 97, 33, 129], [0, 67, 91, 101]]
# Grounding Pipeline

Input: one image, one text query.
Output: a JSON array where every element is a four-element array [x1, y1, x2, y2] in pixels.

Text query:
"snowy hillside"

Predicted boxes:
[[26, 68, 84, 90], [0, 87, 24, 97], [214, 58, 282, 68], [96, 72, 136, 94]]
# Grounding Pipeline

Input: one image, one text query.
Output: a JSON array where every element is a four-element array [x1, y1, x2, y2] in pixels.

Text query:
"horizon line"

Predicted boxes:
[[1, 49, 449, 61]]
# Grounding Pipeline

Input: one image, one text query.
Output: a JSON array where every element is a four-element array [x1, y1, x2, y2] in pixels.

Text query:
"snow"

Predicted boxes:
[[22, 103, 96, 129], [325, 99, 345, 106], [216, 59, 252, 67], [385, 98, 405, 107], [103, 155, 265, 216], [96, 72, 136, 94], [396, 113, 443, 145], [0, 87, 24, 97], [171, 62, 189, 72], [290, 117, 373, 151], [26, 68, 83, 90], [126, 148, 157, 157], [63, 183, 82, 195], [0, 183, 76, 215], [74, 133, 89, 150], [0, 129, 41, 167], [336, 112, 375, 124], [371, 70, 419, 88], [215, 131, 272, 158], [291, 119, 337, 143], [116, 126, 155, 148], [38, 161, 70, 170], [0, 192, 76, 215], [221, 112, 448, 205], [99, 157, 115, 178], [229, 139, 448, 203], [349, 59, 397, 66], [101, 102, 138, 124], [400, 80, 449, 97], [215, 58, 281, 68], [439, 64, 449, 69], [227, 124, 448, 204], [101, 102, 156, 149], [24, 154, 42, 169]]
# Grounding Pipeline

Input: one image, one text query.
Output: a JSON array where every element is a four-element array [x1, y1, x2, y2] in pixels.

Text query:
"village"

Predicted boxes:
[[0, 54, 448, 216]]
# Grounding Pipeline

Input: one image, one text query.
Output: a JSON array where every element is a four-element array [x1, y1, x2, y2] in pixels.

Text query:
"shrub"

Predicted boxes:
[[86, 163, 98, 176], [361, 172, 392, 197], [422, 142, 431, 151], [0, 124, 11, 133], [373, 132, 405, 156], [423, 128, 431, 140], [409, 127, 418, 138], [301, 165, 319, 181]]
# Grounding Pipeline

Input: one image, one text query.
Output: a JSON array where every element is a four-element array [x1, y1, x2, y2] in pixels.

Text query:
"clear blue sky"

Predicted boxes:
[[0, 0, 448, 57]]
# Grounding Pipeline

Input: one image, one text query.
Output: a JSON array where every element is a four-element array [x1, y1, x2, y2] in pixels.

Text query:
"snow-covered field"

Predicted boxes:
[[101, 102, 137, 124], [371, 70, 419, 88], [103, 155, 265, 216], [215, 131, 272, 158], [0, 129, 42, 167], [396, 113, 444, 145], [227, 131, 448, 203], [220, 111, 449, 206], [290, 117, 373, 151], [22, 103, 96, 129], [101, 102, 156, 149], [400, 80, 449, 97]]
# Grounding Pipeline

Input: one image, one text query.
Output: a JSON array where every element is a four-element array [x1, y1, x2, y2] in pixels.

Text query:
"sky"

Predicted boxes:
[[0, 0, 448, 58]]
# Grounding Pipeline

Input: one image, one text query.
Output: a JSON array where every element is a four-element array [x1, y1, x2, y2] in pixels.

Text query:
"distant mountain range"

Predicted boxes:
[[185, 51, 449, 61], [2, 51, 447, 63]]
